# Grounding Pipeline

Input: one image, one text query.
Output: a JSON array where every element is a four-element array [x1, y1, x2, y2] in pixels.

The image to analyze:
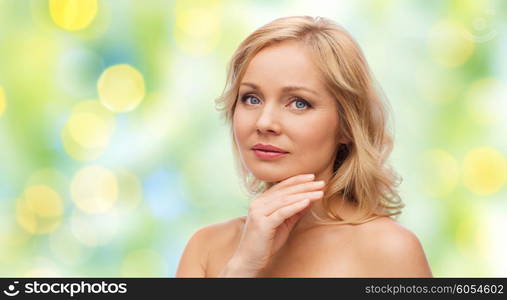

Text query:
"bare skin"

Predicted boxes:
[[208, 216, 432, 277], [176, 175, 433, 277], [176, 40, 432, 277]]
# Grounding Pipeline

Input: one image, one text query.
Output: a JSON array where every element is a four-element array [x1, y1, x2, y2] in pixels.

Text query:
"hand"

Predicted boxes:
[[221, 173, 325, 277]]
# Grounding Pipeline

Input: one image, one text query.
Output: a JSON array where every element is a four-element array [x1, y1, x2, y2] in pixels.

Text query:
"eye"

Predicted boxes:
[[290, 98, 312, 110], [240, 94, 261, 105]]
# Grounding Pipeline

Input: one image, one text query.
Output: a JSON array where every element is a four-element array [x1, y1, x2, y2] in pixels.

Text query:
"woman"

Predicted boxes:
[[176, 16, 432, 277]]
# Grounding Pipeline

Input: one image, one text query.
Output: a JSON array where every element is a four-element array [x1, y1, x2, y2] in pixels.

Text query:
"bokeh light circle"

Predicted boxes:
[[68, 112, 112, 148], [174, 4, 222, 56], [49, 0, 98, 31], [70, 165, 118, 214], [97, 64, 145, 113], [428, 20, 475, 67], [463, 147, 507, 195], [16, 185, 64, 234], [465, 78, 507, 126], [420, 149, 460, 198], [62, 100, 115, 161]]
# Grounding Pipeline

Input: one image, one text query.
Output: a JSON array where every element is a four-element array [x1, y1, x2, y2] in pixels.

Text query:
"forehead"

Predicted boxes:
[[241, 40, 325, 89]]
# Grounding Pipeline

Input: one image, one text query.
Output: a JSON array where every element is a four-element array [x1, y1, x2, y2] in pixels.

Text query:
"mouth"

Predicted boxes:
[[251, 143, 289, 154], [250, 143, 289, 160], [251, 149, 289, 160]]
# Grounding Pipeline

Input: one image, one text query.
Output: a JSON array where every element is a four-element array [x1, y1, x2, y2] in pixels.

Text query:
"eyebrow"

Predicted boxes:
[[240, 82, 319, 96]]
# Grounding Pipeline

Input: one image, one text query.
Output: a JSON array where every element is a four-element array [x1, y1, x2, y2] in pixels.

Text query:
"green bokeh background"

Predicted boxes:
[[0, 0, 506, 277]]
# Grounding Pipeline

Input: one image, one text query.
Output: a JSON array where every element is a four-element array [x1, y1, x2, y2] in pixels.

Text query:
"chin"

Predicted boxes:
[[254, 174, 283, 183], [248, 166, 295, 183]]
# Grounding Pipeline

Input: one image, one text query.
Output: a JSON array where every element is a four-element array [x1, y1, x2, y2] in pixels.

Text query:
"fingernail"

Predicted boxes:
[[306, 174, 315, 179]]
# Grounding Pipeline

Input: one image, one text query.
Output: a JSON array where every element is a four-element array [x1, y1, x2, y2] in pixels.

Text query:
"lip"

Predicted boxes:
[[251, 143, 289, 153], [252, 149, 288, 160], [251, 143, 289, 161]]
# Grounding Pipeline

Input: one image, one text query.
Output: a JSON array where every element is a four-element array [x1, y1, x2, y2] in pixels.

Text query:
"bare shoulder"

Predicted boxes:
[[350, 216, 433, 277], [355, 216, 419, 245], [176, 216, 245, 277], [196, 216, 245, 245]]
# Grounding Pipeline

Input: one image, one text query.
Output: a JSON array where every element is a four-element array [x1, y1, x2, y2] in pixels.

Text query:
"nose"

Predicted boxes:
[[255, 101, 281, 135]]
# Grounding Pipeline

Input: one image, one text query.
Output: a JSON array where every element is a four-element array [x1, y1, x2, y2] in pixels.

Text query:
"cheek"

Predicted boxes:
[[293, 115, 338, 152], [300, 129, 335, 149], [232, 108, 251, 144]]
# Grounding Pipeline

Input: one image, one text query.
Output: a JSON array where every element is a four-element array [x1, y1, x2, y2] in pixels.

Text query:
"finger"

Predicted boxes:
[[266, 199, 310, 228], [268, 173, 316, 192], [282, 208, 307, 231], [263, 190, 323, 216], [273, 180, 325, 197], [257, 180, 324, 207]]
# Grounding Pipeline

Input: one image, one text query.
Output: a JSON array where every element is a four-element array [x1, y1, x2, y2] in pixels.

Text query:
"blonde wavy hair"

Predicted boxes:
[[214, 16, 404, 225]]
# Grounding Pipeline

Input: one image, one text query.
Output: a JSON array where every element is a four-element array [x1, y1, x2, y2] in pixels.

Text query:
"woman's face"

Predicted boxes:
[[233, 40, 341, 183]]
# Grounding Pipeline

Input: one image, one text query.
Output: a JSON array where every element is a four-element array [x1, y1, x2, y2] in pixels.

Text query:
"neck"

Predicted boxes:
[[292, 170, 357, 233]]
